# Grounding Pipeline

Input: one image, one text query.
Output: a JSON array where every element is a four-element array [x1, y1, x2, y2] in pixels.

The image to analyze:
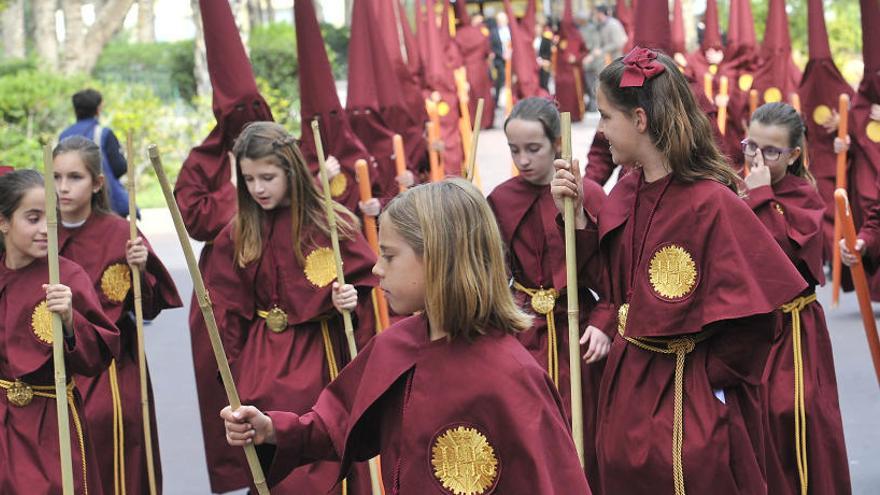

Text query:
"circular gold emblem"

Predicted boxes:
[[265, 306, 288, 333], [101, 263, 131, 303], [812, 104, 832, 126], [708, 64, 718, 75], [763, 87, 782, 103], [329, 172, 348, 198], [32, 301, 53, 344], [431, 426, 498, 495], [648, 245, 698, 300], [559, 39, 568, 50], [480, 27, 490, 38], [304, 247, 337, 288], [438, 101, 451, 117], [617, 303, 629, 336], [530, 288, 557, 315], [738, 73, 754, 92], [867, 121, 880, 143], [7, 380, 33, 407], [774, 203, 785, 216]]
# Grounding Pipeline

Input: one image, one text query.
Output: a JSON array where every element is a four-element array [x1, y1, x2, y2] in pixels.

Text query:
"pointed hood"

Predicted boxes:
[[806, 0, 832, 59], [738, 0, 757, 49], [701, 0, 722, 50], [502, 0, 545, 99], [522, 0, 537, 32], [727, 0, 741, 49], [671, 0, 686, 55], [454, 0, 470, 25], [631, 0, 671, 54], [862, 0, 880, 72], [752, 0, 801, 105], [556, 0, 589, 121], [419, 0, 456, 92], [347, 0, 381, 110], [616, 0, 633, 36], [851, 0, 880, 184], [761, 0, 793, 57]]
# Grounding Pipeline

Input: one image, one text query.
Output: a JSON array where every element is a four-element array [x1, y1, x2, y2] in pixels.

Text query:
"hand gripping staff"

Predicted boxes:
[[561, 113, 585, 466], [832, 94, 850, 307], [126, 132, 158, 495], [834, 189, 880, 387], [44, 145, 76, 494], [312, 120, 383, 495], [147, 145, 270, 495]]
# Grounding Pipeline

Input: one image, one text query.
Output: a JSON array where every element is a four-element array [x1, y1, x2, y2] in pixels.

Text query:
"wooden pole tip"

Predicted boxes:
[[148, 144, 159, 158], [311, 120, 320, 132]]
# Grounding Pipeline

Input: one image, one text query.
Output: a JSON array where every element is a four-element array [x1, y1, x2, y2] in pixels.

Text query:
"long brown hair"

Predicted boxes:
[[381, 178, 532, 339], [749, 102, 815, 185], [599, 50, 740, 192], [53, 136, 112, 215], [0, 169, 44, 255], [231, 121, 359, 267]]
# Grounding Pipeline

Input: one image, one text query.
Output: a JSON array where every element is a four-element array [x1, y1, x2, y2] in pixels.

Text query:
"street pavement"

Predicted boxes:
[[138, 114, 879, 493]]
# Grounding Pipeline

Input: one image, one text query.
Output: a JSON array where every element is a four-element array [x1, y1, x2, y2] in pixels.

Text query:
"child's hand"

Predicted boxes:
[[821, 109, 841, 134], [395, 170, 415, 189], [744, 149, 771, 190], [581, 325, 611, 363], [714, 94, 729, 108], [431, 140, 446, 153], [358, 199, 381, 218], [332, 282, 358, 313], [220, 405, 275, 446], [325, 155, 341, 179], [550, 158, 588, 229], [833, 135, 850, 154], [840, 238, 865, 267], [126, 237, 148, 272], [43, 283, 74, 332]]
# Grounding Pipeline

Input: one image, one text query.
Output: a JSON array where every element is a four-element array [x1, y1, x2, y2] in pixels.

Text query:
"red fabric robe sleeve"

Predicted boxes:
[[173, 150, 237, 242]]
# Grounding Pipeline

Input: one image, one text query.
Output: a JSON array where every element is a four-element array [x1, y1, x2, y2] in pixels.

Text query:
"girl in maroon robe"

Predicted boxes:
[[551, 48, 808, 495], [221, 178, 592, 494], [53, 136, 183, 494], [488, 96, 609, 489], [743, 103, 851, 494], [0, 169, 120, 494], [206, 122, 377, 494]]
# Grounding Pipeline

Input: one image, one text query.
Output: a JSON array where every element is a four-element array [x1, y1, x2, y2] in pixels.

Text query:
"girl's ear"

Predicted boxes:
[[93, 174, 106, 194], [633, 107, 649, 133], [0, 214, 9, 235], [788, 147, 802, 166], [553, 136, 562, 155]]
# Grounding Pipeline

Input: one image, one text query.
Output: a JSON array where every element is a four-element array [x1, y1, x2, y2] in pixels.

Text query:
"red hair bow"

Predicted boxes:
[[620, 47, 666, 88]]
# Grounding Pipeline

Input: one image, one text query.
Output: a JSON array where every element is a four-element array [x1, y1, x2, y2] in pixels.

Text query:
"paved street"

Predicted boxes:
[[138, 114, 879, 493]]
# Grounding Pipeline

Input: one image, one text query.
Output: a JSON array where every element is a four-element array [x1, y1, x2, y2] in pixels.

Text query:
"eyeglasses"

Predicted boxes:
[[740, 139, 793, 162]]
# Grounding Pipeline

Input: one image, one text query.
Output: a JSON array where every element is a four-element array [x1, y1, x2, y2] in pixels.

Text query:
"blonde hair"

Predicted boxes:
[[381, 178, 532, 339], [232, 121, 359, 267]]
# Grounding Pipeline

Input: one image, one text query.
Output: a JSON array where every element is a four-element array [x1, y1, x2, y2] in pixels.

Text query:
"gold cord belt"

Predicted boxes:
[[781, 293, 817, 495], [617, 308, 713, 495], [512, 281, 560, 388], [0, 379, 89, 495], [108, 360, 126, 495], [318, 319, 348, 495]]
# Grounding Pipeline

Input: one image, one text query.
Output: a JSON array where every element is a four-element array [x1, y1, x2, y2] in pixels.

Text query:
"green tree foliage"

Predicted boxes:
[[94, 37, 197, 101]]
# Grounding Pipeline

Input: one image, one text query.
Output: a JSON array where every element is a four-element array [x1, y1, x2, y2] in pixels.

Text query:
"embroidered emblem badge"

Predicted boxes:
[[763, 87, 782, 103], [304, 247, 337, 288], [7, 380, 33, 407], [812, 104, 832, 126], [101, 263, 131, 303], [648, 245, 698, 300], [530, 288, 557, 315], [867, 121, 880, 144], [329, 172, 348, 198], [617, 303, 629, 336], [32, 301, 53, 344], [431, 426, 499, 495], [738, 73, 754, 92], [265, 306, 288, 333]]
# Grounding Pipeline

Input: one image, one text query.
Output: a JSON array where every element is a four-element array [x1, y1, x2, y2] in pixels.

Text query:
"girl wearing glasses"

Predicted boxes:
[[742, 102, 851, 494]]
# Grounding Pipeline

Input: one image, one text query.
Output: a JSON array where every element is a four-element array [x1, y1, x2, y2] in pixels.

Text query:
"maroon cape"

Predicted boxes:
[[455, 23, 495, 130], [206, 206, 378, 494], [0, 255, 119, 494], [577, 171, 806, 494], [59, 212, 182, 495], [502, 0, 548, 101], [743, 176, 851, 494], [261, 314, 592, 494], [556, 0, 589, 122]]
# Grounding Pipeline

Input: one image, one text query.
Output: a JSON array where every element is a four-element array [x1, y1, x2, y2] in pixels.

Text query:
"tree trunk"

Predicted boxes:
[[136, 0, 155, 43], [190, 0, 211, 98], [1, 0, 26, 59], [262, 0, 274, 24], [61, 0, 86, 71], [33, 0, 59, 69], [61, 0, 136, 74]]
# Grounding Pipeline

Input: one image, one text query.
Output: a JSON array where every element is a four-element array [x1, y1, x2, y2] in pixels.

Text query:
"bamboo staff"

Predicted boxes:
[[717, 75, 729, 135], [465, 98, 485, 183], [832, 93, 850, 307], [312, 121, 383, 495], [354, 159, 391, 331], [561, 113, 585, 466], [147, 145, 269, 495], [834, 189, 880, 386], [44, 145, 76, 495], [125, 132, 158, 495], [392, 134, 408, 193]]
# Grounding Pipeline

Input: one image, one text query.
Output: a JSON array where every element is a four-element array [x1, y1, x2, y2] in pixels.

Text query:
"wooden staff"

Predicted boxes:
[[504, 52, 514, 117], [126, 133, 158, 495], [312, 121, 383, 495], [465, 98, 485, 183], [354, 159, 391, 331], [425, 98, 445, 181], [392, 134, 408, 193], [832, 93, 850, 307], [561, 113, 585, 466], [147, 145, 270, 495], [749, 89, 759, 117], [717, 75, 729, 135], [44, 144, 76, 495], [703, 72, 714, 101], [834, 189, 880, 386]]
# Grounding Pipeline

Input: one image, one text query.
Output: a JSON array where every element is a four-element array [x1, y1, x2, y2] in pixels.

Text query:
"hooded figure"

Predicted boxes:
[[556, 0, 590, 122], [751, 0, 801, 107], [797, 0, 855, 262], [502, 0, 548, 101], [173, 1, 273, 491], [296, 0, 378, 212], [453, 0, 495, 129], [685, 0, 722, 82], [670, 0, 686, 57]]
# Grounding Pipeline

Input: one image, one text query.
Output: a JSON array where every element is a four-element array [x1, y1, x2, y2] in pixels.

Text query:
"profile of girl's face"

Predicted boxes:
[[505, 118, 558, 186], [1, 187, 49, 263], [596, 85, 642, 166], [373, 219, 425, 316], [239, 156, 290, 210]]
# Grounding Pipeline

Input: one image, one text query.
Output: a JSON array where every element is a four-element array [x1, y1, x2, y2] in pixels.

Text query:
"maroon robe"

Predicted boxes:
[[502, 0, 548, 101], [261, 314, 592, 494], [743, 176, 851, 494], [556, 0, 589, 122], [488, 175, 606, 489], [0, 255, 119, 494], [454, 24, 495, 130], [206, 206, 378, 494], [59, 212, 182, 495], [751, 0, 801, 108], [577, 171, 806, 494]]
